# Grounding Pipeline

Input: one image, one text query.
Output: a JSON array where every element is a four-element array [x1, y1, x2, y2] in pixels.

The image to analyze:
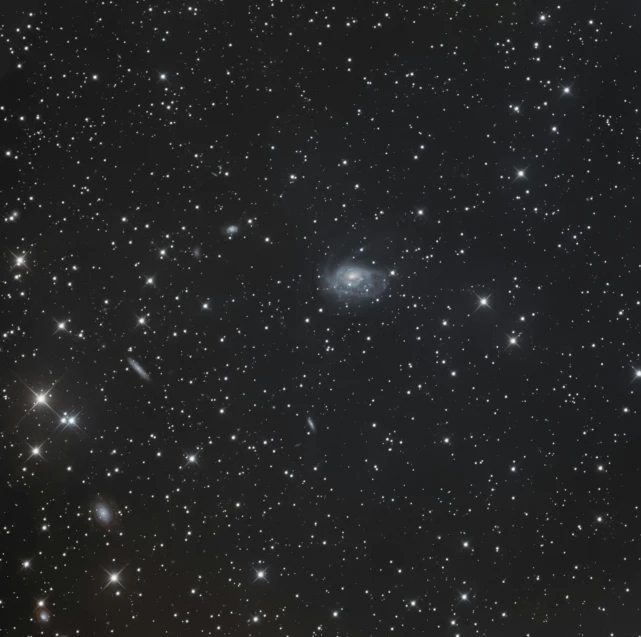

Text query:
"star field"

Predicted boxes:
[[2, 1, 641, 636]]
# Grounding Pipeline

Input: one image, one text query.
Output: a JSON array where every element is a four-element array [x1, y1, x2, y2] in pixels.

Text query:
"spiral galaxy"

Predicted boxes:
[[323, 263, 388, 302], [91, 496, 118, 529], [34, 605, 52, 625]]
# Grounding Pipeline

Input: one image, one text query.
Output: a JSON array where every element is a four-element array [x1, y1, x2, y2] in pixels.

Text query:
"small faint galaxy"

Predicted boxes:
[[127, 357, 151, 383], [90, 496, 118, 530], [221, 223, 240, 238], [34, 603, 52, 625]]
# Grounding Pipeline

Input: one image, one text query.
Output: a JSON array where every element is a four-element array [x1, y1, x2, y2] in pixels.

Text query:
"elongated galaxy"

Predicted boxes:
[[323, 263, 387, 301], [127, 357, 150, 382]]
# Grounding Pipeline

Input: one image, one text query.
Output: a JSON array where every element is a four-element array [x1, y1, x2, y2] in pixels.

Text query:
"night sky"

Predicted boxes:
[[2, 1, 641, 635]]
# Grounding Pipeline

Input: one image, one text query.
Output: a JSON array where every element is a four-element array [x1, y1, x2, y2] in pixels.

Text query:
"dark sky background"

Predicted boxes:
[[2, 1, 641, 635]]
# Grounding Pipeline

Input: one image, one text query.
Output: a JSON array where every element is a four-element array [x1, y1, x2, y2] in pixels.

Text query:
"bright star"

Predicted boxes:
[[134, 314, 149, 329], [102, 566, 126, 589], [54, 318, 69, 334], [27, 444, 45, 463], [506, 334, 521, 350], [474, 293, 493, 312], [183, 452, 200, 468], [12, 373, 66, 429], [10, 251, 31, 271]]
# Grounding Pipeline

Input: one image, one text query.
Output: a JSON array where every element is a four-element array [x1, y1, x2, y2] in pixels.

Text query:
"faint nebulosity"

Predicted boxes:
[[2, 1, 641, 636]]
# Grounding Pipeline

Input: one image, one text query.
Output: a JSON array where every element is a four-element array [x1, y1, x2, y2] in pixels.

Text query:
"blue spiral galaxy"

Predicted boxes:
[[324, 263, 387, 301], [92, 496, 117, 529]]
